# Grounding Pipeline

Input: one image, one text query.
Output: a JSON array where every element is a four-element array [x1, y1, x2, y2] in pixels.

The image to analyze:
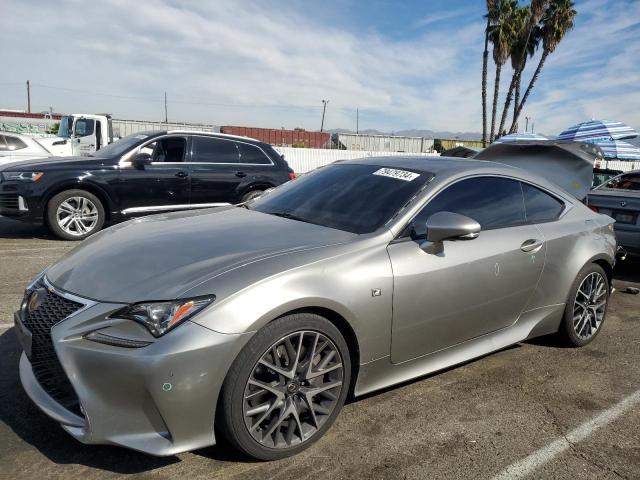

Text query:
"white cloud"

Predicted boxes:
[[0, 0, 637, 136]]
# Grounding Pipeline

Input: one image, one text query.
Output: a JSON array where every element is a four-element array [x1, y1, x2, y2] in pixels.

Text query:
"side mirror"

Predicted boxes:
[[420, 211, 480, 254], [131, 152, 152, 169]]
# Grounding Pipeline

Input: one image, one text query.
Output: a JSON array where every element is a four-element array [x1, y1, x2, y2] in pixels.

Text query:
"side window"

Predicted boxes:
[[192, 137, 239, 163], [237, 142, 271, 164], [604, 173, 640, 191], [521, 183, 565, 223], [4, 135, 27, 151], [145, 137, 186, 162], [0, 135, 9, 151], [407, 177, 525, 238], [74, 119, 95, 137]]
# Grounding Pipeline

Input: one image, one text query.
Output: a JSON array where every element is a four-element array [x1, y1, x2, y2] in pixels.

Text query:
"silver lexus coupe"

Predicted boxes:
[[15, 156, 616, 460]]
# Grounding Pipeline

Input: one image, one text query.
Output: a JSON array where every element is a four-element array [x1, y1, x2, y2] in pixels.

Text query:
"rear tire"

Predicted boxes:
[[46, 189, 105, 240], [240, 189, 264, 203], [220, 313, 351, 460], [558, 263, 609, 347]]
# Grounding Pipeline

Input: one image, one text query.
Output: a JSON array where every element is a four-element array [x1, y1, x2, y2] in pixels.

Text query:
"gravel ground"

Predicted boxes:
[[0, 216, 638, 480]]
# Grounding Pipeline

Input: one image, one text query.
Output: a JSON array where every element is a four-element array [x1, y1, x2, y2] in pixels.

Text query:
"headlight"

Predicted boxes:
[[111, 296, 214, 337], [1, 172, 44, 182]]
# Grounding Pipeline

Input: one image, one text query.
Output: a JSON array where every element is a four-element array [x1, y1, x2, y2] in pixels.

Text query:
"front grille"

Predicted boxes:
[[21, 280, 84, 416], [0, 194, 19, 210]]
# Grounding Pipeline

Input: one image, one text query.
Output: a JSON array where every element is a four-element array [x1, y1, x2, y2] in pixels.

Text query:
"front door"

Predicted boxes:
[[71, 117, 97, 156], [115, 136, 190, 213], [388, 176, 545, 363]]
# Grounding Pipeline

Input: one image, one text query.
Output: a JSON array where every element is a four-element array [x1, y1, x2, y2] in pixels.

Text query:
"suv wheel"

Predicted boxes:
[[47, 189, 105, 240], [240, 189, 265, 203], [220, 313, 351, 460]]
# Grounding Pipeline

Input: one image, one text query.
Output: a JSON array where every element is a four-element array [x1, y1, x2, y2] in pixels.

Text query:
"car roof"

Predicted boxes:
[[166, 130, 264, 143]]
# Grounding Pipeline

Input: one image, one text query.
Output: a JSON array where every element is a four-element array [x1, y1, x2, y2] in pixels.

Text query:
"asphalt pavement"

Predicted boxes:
[[0, 216, 638, 479]]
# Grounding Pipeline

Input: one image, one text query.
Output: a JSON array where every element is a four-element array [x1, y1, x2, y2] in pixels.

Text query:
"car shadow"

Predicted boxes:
[[613, 255, 640, 284], [0, 216, 56, 240], [0, 327, 183, 473]]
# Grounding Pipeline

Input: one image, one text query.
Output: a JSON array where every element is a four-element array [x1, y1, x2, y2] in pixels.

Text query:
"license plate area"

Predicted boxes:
[[613, 210, 637, 224], [14, 312, 32, 360]]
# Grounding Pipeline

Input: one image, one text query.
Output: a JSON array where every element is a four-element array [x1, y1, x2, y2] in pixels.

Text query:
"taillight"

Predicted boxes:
[[588, 205, 599, 213], [288, 172, 297, 180]]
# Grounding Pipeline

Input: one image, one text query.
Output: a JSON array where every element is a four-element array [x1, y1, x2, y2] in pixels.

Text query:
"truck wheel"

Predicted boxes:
[[47, 189, 105, 240]]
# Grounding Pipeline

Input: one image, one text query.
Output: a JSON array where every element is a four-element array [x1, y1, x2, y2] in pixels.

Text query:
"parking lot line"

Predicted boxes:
[[492, 388, 640, 480]]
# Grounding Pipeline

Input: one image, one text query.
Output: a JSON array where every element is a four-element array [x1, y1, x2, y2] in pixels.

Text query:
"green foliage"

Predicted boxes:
[[47, 122, 60, 135]]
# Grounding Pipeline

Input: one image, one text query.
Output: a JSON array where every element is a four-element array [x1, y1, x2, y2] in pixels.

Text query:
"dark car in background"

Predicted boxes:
[[592, 168, 623, 188], [588, 170, 640, 255], [0, 131, 295, 239]]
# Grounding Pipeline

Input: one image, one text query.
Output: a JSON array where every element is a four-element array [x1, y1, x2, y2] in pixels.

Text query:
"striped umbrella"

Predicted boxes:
[[595, 140, 640, 160], [557, 120, 637, 143], [494, 132, 549, 143]]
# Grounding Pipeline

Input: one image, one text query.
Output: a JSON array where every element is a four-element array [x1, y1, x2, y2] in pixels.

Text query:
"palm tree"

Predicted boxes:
[[482, 1, 497, 147], [488, 0, 516, 143], [497, 3, 543, 135], [510, 0, 577, 133]]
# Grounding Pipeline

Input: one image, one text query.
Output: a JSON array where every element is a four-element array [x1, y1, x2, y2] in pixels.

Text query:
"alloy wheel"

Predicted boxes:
[[56, 197, 99, 237], [573, 272, 607, 340], [243, 330, 344, 449]]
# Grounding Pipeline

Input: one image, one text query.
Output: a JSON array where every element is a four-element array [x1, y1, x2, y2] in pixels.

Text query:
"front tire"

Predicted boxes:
[[220, 313, 351, 460], [46, 189, 105, 240], [558, 263, 610, 347]]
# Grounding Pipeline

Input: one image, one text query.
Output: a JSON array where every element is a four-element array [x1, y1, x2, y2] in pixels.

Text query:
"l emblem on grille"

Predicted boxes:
[[620, 201, 627, 207], [27, 288, 47, 313]]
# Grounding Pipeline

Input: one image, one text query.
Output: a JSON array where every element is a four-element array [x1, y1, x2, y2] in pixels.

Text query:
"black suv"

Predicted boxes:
[[0, 131, 295, 239]]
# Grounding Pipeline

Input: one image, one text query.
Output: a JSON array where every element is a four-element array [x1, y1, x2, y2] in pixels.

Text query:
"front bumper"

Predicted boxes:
[[17, 288, 252, 456], [0, 181, 43, 221]]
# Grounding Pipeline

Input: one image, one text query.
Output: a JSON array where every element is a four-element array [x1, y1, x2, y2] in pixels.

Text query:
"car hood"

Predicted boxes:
[[0, 156, 113, 172], [46, 207, 357, 303]]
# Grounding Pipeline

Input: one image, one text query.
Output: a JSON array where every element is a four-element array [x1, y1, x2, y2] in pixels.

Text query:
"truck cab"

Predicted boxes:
[[38, 114, 114, 156]]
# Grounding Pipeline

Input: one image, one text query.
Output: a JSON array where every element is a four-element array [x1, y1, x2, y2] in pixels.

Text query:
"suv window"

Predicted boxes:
[[407, 176, 525, 238], [603, 173, 640, 191], [4, 135, 27, 151], [0, 135, 8, 151], [74, 119, 95, 137], [143, 137, 187, 162], [192, 137, 240, 163], [521, 183, 564, 222], [238, 142, 271, 165]]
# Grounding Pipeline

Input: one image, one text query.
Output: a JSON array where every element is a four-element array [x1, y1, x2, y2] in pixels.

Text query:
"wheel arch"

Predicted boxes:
[[586, 253, 615, 292], [43, 181, 114, 222]]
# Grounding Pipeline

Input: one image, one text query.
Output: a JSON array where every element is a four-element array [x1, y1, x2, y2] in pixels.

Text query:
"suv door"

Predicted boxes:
[[387, 176, 545, 363], [115, 135, 191, 214], [189, 136, 274, 205]]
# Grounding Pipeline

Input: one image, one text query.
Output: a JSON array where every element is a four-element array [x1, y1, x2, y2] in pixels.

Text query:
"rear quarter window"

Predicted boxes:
[[237, 142, 271, 165], [521, 183, 565, 223], [4, 135, 27, 151]]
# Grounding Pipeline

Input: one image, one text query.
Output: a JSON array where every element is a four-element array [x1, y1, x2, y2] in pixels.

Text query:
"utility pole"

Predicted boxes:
[[320, 99, 329, 132], [356, 108, 359, 134], [525, 116, 530, 132], [164, 92, 168, 123], [26, 80, 31, 113]]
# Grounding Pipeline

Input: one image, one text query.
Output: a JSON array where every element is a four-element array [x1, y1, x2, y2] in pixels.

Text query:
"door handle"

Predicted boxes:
[[175, 171, 189, 178], [235, 171, 247, 178], [520, 239, 543, 253]]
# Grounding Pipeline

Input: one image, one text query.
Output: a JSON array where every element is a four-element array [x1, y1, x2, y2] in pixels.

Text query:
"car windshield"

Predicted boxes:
[[249, 163, 433, 234], [88, 133, 154, 158]]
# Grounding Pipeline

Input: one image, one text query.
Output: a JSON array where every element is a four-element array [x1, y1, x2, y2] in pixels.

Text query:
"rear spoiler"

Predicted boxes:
[[474, 140, 603, 202]]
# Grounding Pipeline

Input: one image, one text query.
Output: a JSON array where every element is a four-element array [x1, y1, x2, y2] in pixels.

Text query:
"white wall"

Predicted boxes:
[[273, 147, 439, 173]]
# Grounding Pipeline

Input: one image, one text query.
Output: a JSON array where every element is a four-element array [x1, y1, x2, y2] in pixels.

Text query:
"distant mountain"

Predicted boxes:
[[327, 128, 482, 140]]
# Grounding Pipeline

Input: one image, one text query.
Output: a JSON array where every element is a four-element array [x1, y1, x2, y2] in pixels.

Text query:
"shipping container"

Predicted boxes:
[[221, 126, 330, 148]]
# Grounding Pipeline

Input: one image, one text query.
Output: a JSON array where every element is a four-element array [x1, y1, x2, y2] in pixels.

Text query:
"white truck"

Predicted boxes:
[[36, 114, 217, 156]]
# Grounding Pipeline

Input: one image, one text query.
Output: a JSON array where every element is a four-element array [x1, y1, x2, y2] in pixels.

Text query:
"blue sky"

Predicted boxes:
[[1, 0, 638, 135]]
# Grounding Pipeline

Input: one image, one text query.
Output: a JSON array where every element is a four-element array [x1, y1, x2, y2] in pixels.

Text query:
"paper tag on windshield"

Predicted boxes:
[[373, 168, 420, 182]]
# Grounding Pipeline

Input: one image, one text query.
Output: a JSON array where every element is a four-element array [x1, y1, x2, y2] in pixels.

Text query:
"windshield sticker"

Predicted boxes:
[[373, 168, 420, 182]]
